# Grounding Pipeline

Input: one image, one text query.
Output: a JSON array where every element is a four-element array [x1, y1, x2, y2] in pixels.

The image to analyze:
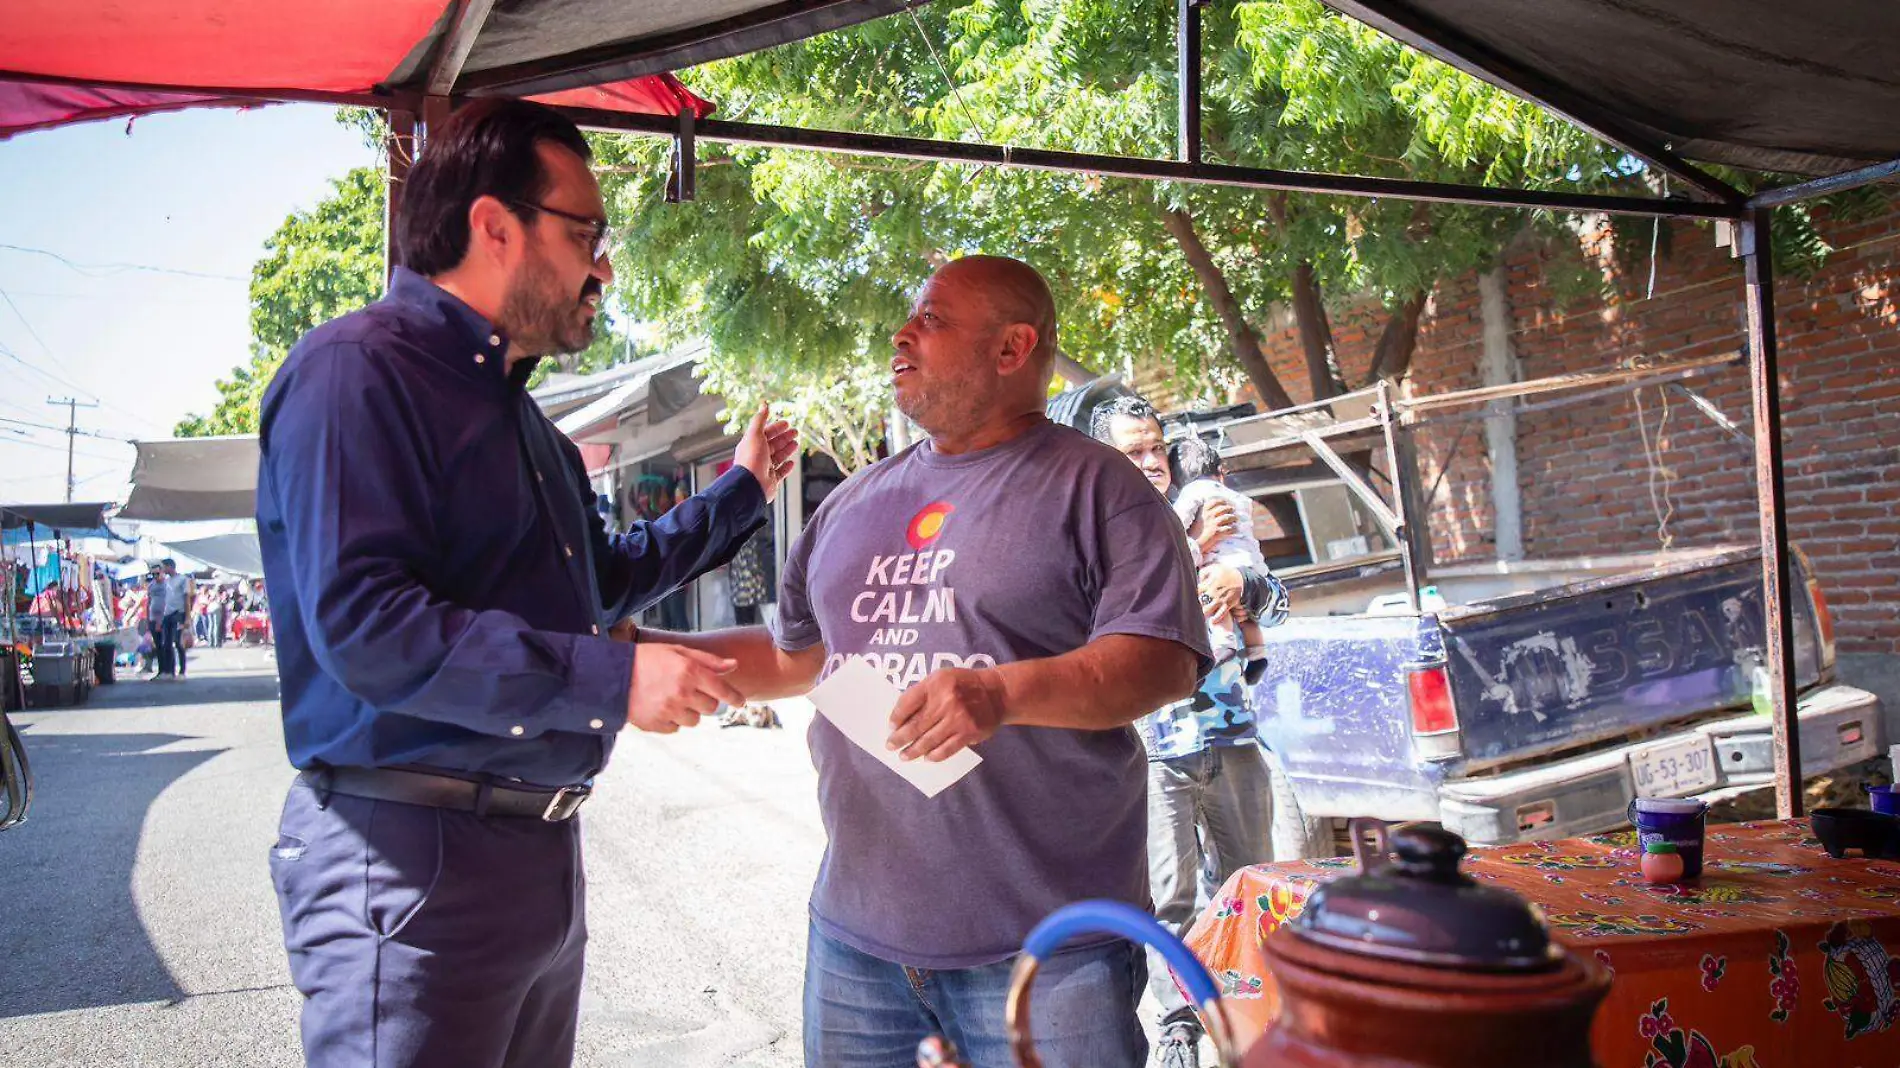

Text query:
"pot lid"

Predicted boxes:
[[1289, 822, 1563, 972]]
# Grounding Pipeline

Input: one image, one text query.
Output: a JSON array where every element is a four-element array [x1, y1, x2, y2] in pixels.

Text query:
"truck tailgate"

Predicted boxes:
[[1438, 549, 1821, 769]]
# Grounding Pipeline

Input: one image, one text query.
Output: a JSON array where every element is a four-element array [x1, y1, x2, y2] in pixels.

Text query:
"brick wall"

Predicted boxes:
[[1198, 198, 1900, 654]]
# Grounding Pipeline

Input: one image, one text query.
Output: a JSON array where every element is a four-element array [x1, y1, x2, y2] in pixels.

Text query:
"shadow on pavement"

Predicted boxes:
[[0, 729, 224, 1018], [74, 670, 282, 711]]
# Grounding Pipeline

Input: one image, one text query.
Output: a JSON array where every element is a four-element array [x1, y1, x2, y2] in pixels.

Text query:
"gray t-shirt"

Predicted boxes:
[[774, 419, 1210, 968]]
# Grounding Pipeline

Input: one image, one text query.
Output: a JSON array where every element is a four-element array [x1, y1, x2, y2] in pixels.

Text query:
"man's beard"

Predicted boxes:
[[498, 246, 597, 357]]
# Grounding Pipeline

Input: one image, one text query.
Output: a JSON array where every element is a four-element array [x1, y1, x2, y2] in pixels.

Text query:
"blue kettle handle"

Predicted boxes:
[[1005, 900, 1241, 1068], [1021, 900, 1224, 1005]]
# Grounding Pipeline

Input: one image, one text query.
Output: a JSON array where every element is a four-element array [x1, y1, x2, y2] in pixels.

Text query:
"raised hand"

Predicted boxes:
[[734, 404, 799, 502]]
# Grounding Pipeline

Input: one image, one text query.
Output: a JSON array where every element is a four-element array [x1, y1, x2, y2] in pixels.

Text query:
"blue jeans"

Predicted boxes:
[[803, 923, 1146, 1068]]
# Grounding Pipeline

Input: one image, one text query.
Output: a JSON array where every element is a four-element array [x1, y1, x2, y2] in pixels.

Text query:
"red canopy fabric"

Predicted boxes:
[[3, 1, 444, 93], [0, 0, 716, 140], [0, 81, 267, 140]]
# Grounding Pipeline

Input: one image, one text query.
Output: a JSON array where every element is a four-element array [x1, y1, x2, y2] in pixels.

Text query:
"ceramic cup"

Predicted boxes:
[[1627, 797, 1710, 878]]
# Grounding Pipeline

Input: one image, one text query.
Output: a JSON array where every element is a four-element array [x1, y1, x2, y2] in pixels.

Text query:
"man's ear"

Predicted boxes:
[[466, 195, 516, 264], [994, 323, 1040, 376]]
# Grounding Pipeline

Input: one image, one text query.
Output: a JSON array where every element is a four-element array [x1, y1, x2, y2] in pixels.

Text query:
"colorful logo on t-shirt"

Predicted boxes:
[[905, 501, 955, 550]]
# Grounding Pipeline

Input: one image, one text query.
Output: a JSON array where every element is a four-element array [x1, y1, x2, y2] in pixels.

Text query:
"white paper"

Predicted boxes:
[[808, 657, 982, 798]]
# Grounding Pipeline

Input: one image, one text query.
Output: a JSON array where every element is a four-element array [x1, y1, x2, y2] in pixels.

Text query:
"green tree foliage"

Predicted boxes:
[[592, 0, 1633, 438]]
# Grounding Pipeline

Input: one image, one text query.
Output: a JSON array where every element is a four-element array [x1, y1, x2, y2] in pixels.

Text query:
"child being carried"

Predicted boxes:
[[1168, 434, 1271, 671]]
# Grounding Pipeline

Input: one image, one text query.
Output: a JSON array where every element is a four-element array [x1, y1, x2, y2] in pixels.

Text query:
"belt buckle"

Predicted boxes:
[[542, 784, 591, 822]]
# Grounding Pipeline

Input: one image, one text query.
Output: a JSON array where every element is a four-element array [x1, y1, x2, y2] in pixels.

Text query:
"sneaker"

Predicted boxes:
[[1154, 1023, 1201, 1068]]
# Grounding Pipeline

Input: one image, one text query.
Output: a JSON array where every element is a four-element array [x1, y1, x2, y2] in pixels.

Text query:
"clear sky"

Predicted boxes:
[[0, 104, 375, 507]]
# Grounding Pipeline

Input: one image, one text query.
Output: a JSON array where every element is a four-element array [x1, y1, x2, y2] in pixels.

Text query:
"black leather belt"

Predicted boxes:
[[302, 765, 592, 822]]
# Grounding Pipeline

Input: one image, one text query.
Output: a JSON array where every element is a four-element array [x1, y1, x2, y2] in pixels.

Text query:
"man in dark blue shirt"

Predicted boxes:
[[259, 99, 797, 1068]]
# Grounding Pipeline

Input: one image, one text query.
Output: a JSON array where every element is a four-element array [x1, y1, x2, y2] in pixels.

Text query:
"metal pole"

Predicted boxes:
[[1742, 206, 1802, 819], [564, 105, 1741, 222], [385, 109, 417, 284], [1177, 0, 1203, 164], [45, 396, 98, 503]]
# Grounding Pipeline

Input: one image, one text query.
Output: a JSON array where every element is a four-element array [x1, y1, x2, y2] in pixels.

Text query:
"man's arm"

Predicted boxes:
[[629, 624, 826, 701], [884, 634, 1199, 763], [264, 343, 659, 740], [587, 408, 798, 622]]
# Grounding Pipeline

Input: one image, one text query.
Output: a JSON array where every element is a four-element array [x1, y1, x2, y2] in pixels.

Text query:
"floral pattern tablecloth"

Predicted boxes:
[[1183, 820, 1900, 1067]]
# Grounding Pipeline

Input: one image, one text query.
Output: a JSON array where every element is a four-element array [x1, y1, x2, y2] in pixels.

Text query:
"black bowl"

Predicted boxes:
[[1811, 808, 1900, 860]]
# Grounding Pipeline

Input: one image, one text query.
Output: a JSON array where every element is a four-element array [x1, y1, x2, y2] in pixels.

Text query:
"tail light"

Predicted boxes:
[[1406, 662, 1462, 762], [1407, 664, 1458, 734], [1806, 576, 1837, 669]]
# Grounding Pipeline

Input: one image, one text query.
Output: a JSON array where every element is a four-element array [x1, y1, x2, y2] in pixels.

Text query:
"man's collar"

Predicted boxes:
[[388, 267, 516, 385]]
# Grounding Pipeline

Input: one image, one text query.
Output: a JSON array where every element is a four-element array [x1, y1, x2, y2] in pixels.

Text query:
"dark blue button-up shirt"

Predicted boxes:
[[257, 268, 764, 785]]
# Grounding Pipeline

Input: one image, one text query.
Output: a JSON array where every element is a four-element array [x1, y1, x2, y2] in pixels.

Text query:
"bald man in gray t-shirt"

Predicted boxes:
[[632, 257, 1208, 1067]]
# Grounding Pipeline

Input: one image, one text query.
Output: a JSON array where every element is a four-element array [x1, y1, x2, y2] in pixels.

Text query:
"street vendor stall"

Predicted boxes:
[[1186, 818, 1900, 1066]]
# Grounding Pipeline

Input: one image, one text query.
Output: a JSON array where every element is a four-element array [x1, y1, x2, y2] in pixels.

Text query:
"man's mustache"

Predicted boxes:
[[579, 279, 603, 302]]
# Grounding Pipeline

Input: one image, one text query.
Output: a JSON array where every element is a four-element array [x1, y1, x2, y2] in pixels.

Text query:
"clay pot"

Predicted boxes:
[[1234, 821, 1610, 1068]]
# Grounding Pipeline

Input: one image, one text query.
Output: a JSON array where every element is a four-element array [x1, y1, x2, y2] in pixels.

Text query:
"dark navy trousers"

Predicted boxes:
[[269, 777, 588, 1067]]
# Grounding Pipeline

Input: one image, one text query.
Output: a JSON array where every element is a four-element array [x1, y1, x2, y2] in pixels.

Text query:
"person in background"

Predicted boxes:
[[1090, 395, 1290, 1068], [150, 559, 192, 681]]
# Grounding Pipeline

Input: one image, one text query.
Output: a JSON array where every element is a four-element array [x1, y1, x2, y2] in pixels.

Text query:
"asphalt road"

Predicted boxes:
[[0, 646, 829, 1068]]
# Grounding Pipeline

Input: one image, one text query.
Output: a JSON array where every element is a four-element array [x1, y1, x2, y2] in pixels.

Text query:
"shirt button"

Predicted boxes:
[[589, 718, 605, 730], [536, 471, 545, 483], [489, 334, 502, 346], [564, 545, 574, 558], [509, 725, 524, 737], [590, 624, 600, 635], [473, 353, 486, 365]]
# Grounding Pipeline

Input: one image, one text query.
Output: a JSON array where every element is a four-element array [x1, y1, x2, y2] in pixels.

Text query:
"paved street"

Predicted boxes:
[[0, 646, 828, 1067]]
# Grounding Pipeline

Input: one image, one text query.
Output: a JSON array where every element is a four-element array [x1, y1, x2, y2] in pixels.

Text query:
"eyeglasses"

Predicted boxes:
[[505, 199, 615, 262]]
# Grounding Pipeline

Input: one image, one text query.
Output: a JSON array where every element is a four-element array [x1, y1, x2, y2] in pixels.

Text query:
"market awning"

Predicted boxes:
[[0, 0, 913, 139], [118, 437, 259, 523], [0, 503, 128, 546]]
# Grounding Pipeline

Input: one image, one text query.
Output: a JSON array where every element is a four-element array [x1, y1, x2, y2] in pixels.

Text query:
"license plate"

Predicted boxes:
[[1630, 736, 1720, 798]]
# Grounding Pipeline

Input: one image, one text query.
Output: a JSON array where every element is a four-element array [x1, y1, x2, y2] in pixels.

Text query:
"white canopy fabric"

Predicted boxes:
[[119, 436, 259, 522]]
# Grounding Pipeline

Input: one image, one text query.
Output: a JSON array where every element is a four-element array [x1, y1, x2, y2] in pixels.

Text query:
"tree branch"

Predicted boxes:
[[1155, 199, 1295, 412], [1291, 260, 1342, 401], [1363, 290, 1429, 385]]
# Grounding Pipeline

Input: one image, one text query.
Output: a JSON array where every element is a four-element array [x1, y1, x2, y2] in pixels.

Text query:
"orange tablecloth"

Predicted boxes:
[[1184, 820, 1900, 1067]]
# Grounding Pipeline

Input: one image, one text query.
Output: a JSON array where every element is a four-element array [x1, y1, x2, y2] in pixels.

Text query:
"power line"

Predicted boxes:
[[0, 415, 131, 442], [0, 243, 248, 282], [0, 435, 130, 463], [0, 297, 168, 433]]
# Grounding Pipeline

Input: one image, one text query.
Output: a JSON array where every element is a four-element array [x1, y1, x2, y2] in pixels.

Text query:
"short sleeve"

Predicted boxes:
[[771, 519, 823, 652], [1090, 496, 1213, 674]]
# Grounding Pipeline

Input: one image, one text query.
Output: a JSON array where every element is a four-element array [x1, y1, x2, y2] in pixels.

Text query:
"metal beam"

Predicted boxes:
[[1302, 432, 1401, 538], [1742, 207, 1802, 820], [562, 106, 1740, 220], [1378, 380, 1432, 607], [1177, 0, 1204, 165], [1318, 0, 1746, 207], [1749, 155, 1900, 210], [425, 0, 499, 96]]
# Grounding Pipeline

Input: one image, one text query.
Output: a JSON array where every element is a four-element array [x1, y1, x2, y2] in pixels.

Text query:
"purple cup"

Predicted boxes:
[[1870, 785, 1900, 816], [1627, 798, 1710, 879]]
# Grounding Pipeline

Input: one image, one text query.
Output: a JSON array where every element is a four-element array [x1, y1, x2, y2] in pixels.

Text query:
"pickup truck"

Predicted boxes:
[[1253, 543, 1878, 848], [1054, 358, 1882, 854]]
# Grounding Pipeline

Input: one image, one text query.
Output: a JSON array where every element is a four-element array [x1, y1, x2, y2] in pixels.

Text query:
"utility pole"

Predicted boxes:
[[45, 396, 99, 503]]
